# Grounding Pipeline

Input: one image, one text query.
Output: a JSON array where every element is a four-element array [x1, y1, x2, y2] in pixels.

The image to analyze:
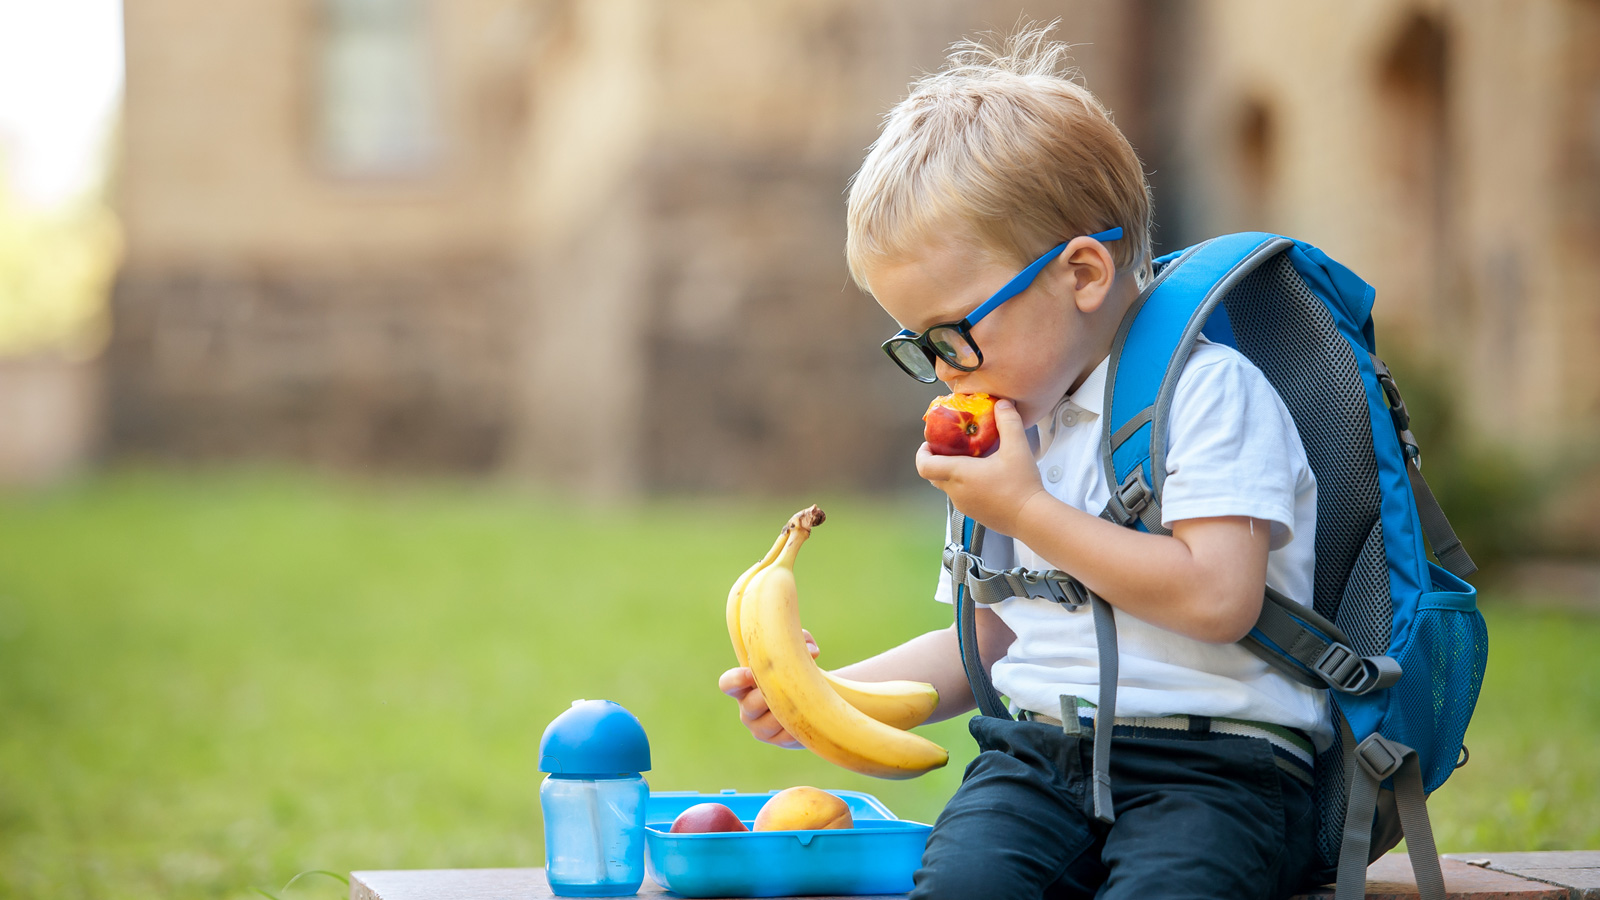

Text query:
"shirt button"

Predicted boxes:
[[1061, 413, 1078, 427], [1046, 465, 1063, 483]]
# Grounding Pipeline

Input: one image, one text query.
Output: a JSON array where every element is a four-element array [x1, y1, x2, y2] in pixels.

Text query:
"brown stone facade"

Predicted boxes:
[[636, 152, 930, 494], [108, 0, 1153, 493], [107, 258, 521, 471], [109, 0, 1597, 498]]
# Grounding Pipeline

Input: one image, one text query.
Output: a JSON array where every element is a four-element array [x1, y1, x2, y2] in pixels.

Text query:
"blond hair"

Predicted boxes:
[[846, 23, 1153, 291]]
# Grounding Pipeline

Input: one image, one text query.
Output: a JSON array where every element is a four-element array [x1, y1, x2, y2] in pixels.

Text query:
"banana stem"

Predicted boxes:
[[781, 505, 825, 541], [728, 505, 826, 668], [776, 505, 824, 568]]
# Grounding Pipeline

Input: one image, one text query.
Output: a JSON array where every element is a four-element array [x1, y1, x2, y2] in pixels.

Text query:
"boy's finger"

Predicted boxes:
[[915, 443, 957, 482], [751, 712, 801, 749], [736, 684, 773, 721], [719, 666, 755, 697], [801, 627, 819, 659], [749, 710, 800, 748], [993, 399, 1028, 447]]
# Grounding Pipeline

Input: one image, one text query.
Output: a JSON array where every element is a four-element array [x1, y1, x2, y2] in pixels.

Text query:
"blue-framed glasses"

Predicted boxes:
[[881, 227, 1124, 383]]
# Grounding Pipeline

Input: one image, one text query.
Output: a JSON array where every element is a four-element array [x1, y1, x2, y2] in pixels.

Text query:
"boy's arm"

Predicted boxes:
[[919, 399, 1270, 644], [832, 610, 1014, 722], [720, 611, 1013, 747], [1010, 502, 1270, 643]]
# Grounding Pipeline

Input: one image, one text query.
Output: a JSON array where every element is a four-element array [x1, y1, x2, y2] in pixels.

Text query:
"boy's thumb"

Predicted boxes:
[[994, 399, 1026, 439]]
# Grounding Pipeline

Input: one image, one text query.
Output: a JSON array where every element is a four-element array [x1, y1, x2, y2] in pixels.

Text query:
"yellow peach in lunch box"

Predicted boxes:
[[752, 787, 854, 832]]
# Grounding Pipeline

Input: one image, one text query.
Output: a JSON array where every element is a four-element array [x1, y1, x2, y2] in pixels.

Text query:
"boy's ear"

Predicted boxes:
[[1050, 235, 1117, 314]]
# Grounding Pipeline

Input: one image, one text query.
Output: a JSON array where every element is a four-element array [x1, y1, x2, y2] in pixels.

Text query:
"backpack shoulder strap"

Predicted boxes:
[[948, 503, 1012, 721], [1105, 233, 1406, 698], [1101, 233, 1295, 532]]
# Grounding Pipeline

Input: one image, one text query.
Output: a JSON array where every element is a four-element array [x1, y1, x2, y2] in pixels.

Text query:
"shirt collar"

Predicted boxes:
[[1064, 355, 1109, 418], [1036, 355, 1109, 457]]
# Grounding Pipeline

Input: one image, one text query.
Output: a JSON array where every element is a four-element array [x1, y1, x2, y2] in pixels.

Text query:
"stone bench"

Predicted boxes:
[[350, 850, 1599, 899]]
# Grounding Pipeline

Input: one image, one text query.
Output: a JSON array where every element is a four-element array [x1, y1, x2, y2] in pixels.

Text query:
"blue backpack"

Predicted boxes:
[[944, 233, 1488, 900]]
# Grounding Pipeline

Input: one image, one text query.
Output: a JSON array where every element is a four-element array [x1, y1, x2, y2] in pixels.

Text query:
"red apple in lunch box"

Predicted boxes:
[[923, 393, 1001, 457], [668, 802, 750, 834]]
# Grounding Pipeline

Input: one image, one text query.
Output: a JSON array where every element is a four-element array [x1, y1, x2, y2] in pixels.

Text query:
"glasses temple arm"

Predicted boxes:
[[963, 227, 1125, 327]]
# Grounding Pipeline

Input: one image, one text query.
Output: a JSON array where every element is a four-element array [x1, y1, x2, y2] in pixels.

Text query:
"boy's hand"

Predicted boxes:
[[719, 630, 818, 749], [916, 398, 1046, 536]]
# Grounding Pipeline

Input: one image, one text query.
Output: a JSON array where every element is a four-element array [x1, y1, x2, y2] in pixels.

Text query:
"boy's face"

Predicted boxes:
[[865, 232, 1104, 429]]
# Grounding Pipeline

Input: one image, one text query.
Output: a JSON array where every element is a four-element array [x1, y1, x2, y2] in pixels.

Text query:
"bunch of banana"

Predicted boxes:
[[728, 506, 948, 779]]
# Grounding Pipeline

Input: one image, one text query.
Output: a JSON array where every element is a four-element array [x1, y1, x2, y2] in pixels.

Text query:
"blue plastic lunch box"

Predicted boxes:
[[644, 790, 932, 898]]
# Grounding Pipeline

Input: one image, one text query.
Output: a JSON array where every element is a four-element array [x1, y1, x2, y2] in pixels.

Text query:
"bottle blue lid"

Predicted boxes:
[[538, 699, 651, 775]]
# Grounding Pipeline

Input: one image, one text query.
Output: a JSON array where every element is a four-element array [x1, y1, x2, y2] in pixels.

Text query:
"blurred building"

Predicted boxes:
[[107, 0, 1599, 494], [1157, 0, 1600, 455], [112, 0, 534, 475], [109, 0, 1147, 493]]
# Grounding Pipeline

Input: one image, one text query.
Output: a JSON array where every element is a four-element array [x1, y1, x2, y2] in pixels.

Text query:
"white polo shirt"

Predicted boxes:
[[935, 337, 1331, 748]]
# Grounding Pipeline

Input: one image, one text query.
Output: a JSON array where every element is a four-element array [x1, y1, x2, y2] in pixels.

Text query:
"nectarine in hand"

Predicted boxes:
[[924, 393, 1000, 457]]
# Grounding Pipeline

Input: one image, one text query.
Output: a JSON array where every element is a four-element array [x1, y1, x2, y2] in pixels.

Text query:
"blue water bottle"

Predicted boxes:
[[538, 699, 651, 897]]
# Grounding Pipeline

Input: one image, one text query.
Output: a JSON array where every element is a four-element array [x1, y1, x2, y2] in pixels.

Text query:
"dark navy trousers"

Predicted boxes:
[[910, 715, 1320, 900]]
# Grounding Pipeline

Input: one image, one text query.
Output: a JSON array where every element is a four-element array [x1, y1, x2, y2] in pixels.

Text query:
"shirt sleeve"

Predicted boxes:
[[1158, 346, 1312, 551]]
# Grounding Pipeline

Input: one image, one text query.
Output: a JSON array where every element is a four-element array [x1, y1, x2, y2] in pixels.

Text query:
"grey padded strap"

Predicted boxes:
[[943, 546, 1093, 609], [942, 503, 1120, 826], [942, 501, 1117, 825], [1395, 751, 1446, 900], [1371, 354, 1476, 579], [1102, 469, 1172, 537], [1242, 603, 1335, 690], [1244, 589, 1402, 695], [1135, 496, 1168, 537], [1337, 734, 1444, 900], [949, 504, 1011, 721], [1090, 593, 1118, 824], [1407, 458, 1477, 579], [1108, 406, 1154, 452]]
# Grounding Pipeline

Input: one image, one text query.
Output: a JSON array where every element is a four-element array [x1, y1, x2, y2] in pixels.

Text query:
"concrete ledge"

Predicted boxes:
[[1292, 855, 1567, 899], [350, 853, 1588, 899], [348, 867, 902, 899], [1445, 852, 1600, 900]]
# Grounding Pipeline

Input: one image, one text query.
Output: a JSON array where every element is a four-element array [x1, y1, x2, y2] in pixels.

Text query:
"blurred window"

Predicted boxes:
[[1376, 10, 1453, 345], [316, 0, 439, 177], [1569, 0, 1600, 236], [1236, 98, 1277, 231]]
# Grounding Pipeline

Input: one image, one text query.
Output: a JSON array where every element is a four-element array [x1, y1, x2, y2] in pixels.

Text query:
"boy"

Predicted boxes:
[[721, 25, 1326, 900]]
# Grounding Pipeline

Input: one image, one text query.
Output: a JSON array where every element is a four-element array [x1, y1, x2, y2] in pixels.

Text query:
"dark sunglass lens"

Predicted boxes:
[[887, 340, 937, 381], [928, 326, 980, 369]]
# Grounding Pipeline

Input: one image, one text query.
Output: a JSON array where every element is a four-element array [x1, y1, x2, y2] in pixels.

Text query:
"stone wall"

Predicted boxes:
[[637, 152, 929, 494], [103, 0, 1218, 493], [108, 0, 535, 473], [107, 259, 521, 470], [503, 0, 1148, 494], [1157, 0, 1600, 451]]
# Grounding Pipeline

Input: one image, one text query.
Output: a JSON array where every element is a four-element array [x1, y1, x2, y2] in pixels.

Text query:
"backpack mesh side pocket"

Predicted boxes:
[[1387, 567, 1489, 792]]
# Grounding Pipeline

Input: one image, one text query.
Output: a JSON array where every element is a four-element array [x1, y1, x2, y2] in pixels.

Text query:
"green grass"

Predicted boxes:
[[0, 470, 1594, 899], [1426, 599, 1600, 851]]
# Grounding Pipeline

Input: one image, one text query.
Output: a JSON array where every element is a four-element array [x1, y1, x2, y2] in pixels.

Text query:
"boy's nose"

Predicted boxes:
[[933, 356, 970, 387]]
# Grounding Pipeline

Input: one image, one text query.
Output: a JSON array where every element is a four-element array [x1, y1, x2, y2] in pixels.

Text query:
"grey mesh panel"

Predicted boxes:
[[1339, 520, 1392, 657], [1218, 255, 1388, 628], [1219, 254, 1391, 875], [1313, 728, 1349, 870]]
